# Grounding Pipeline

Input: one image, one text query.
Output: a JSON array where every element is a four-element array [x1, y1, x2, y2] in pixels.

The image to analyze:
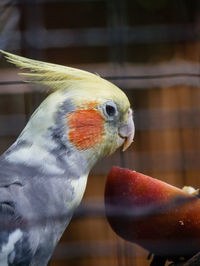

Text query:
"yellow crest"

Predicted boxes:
[[0, 50, 106, 91]]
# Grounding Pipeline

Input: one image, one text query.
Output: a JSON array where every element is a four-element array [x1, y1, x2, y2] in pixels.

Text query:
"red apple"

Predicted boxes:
[[105, 166, 200, 257]]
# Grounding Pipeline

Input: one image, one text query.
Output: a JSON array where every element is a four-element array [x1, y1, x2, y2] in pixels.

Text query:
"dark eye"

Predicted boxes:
[[102, 102, 118, 119], [105, 104, 116, 117]]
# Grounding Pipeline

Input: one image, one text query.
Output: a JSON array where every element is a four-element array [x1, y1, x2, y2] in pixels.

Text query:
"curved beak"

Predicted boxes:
[[118, 109, 135, 151]]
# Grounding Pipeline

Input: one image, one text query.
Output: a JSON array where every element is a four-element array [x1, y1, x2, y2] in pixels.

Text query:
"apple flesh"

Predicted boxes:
[[105, 166, 200, 257]]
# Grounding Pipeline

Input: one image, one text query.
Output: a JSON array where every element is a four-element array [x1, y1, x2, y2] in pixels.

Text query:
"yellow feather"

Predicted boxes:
[[0, 50, 105, 91], [1, 50, 130, 114]]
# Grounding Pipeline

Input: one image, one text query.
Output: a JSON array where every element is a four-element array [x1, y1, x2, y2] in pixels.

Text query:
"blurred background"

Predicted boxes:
[[0, 0, 200, 265]]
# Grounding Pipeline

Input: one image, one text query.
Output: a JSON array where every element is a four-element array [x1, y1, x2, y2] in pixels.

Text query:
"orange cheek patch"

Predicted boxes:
[[67, 109, 104, 150]]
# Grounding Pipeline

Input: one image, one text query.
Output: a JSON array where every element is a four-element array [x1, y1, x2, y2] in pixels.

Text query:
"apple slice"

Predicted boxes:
[[105, 166, 200, 258]]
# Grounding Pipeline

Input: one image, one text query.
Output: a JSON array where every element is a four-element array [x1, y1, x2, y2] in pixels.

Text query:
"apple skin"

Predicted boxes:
[[104, 166, 200, 257]]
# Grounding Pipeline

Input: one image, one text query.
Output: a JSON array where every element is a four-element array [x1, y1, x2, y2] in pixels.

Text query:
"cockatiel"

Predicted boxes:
[[0, 50, 134, 266]]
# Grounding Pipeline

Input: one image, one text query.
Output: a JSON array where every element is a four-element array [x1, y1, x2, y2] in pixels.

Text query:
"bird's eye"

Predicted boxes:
[[103, 102, 118, 119], [106, 104, 116, 116]]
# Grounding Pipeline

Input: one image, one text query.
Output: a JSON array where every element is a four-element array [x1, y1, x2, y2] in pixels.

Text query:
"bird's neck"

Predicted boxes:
[[3, 96, 102, 177], [3, 130, 98, 179]]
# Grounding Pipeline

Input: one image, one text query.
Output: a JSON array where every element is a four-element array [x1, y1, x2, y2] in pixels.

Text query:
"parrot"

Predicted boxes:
[[0, 50, 135, 266]]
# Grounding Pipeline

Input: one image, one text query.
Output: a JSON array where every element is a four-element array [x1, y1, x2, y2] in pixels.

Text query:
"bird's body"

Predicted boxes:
[[0, 100, 89, 265], [0, 51, 134, 265]]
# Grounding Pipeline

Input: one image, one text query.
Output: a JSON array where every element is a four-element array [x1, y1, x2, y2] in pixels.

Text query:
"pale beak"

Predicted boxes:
[[118, 109, 135, 151]]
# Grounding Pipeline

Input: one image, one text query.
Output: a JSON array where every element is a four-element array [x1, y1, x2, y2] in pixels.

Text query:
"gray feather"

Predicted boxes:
[[0, 99, 89, 266]]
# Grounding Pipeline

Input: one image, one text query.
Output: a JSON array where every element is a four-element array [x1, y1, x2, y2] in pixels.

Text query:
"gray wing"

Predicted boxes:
[[0, 153, 76, 265], [0, 158, 34, 266]]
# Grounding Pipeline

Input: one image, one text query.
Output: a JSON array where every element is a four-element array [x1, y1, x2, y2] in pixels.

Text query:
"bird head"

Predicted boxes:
[[65, 80, 134, 156], [1, 51, 134, 171]]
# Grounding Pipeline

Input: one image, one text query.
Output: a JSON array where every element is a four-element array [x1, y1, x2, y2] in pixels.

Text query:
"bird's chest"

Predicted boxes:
[[32, 173, 88, 234], [29, 174, 88, 265], [66, 174, 88, 210]]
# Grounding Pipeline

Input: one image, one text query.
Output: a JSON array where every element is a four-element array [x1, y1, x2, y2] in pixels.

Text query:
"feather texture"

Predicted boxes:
[[0, 50, 134, 265], [0, 50, 104, 91], [0, 50, 130, 112]]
